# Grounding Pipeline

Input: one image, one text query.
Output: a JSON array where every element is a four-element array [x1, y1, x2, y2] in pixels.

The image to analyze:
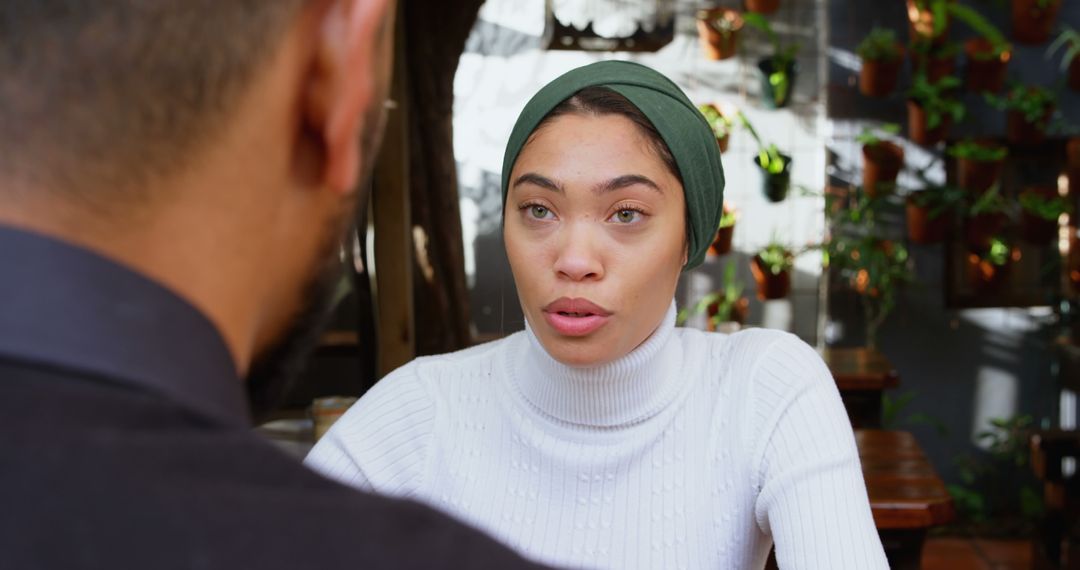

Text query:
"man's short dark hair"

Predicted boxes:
[[0, 1, 302, 197]]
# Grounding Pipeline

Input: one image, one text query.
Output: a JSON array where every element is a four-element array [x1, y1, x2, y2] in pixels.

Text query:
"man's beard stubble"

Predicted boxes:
[[244, 103, 387, 422]]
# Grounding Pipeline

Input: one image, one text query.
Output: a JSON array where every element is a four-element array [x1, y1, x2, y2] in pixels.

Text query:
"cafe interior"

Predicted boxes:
[[256, 0, 1080, 568]]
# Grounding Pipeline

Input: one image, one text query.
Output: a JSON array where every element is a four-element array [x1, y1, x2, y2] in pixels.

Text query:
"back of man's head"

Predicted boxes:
[[0, 1, 301, 197]]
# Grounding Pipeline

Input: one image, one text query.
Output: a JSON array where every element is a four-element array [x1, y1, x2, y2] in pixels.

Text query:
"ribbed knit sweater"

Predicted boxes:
[[305, 304, 888, 569]]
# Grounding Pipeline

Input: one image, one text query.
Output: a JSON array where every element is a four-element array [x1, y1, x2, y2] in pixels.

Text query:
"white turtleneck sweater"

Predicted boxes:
[[305, 304, 888, 569]]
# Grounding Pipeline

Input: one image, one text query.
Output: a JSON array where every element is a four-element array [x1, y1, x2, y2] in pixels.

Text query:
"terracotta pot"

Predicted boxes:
[[710, 224, 735, 256], [906, 0, 950, 47], [706, 297, 749, 330], [860, 47, 905, 97], [751, 255, 791, 300], [965, 212, 1008, 250], [964, 38, 1010, 93], [1007, 107, 1054, 146], [907, 100, 952, 146], [862, 142, 905, 197], [1011, 0, 1060, 45], [746, 0, 780, 14], [909, 49, 956, 83], [1021, 186, 1060, 244], [717, 133, 730, 154], [957, 154, 1004, 196], [754, 154, 792, 203], [1070, 57, 1080, 92], [696, 9, 744, 61], [906, 196, 950, 244], [966, 251, 1011, 292], [757, 57, 798, 109]]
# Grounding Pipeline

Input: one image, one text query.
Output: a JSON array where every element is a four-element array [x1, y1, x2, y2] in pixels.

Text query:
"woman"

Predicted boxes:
[[306, 61, 887, 569]]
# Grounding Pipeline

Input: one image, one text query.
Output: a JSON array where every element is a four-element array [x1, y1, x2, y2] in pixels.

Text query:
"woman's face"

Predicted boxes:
[[504, 113, 687, 367]]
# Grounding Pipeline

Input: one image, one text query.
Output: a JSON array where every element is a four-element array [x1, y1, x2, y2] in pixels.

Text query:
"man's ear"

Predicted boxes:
[[304, 0, 395, 195]]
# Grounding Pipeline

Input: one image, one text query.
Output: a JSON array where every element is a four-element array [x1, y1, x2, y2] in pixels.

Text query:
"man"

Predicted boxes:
[[0, 1, 544, 568]]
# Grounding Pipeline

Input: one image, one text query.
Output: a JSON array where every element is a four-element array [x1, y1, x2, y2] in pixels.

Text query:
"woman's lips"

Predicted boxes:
[[541, 297, 612, 337]]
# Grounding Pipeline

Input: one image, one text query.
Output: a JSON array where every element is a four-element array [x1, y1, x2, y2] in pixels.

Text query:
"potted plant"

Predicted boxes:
[[696, 8, 745, 61], [947, 139, 1007, 195], [858, 123, 904, 197], [697, 103, 734, 153], [951, 3, 1012, 93], [739, 111, 792, 202], [677, 261, 749, 332], [858, 28, 905, 97], [744, 13, 799, 109], [909, 39, 958, 83], [907, 185, 964, 244], [907, 73, 965, 146], [1011, 0, 1061, 45], [751, 241, 794, 300], [745, 0, 779, 15], [987, 84, 1057, 145], [1047, 26, 1080, 92], [709, 206, 738, 256], [906, 0, 950, 47], [964, 185, 1011, 250], [1019, 186, 1068, 244], [829, 237, 912, 348], [966, 236, 1016, 292]]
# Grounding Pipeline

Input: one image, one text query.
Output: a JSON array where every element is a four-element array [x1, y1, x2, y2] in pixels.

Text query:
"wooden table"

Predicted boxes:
[[857, 430, 955, 570], [824, 347, 900, 428]]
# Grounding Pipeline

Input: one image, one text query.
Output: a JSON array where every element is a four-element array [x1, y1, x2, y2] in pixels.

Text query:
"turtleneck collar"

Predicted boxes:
[[509, 301, 684, 429]]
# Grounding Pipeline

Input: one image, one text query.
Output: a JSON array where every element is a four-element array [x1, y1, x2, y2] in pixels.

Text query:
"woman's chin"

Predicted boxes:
[[539, 334, 617, 368]]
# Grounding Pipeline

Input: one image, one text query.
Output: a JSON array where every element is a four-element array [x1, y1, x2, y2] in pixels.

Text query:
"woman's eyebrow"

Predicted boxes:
[[512, 172, 564, 193], [592, 174, 662, 195]]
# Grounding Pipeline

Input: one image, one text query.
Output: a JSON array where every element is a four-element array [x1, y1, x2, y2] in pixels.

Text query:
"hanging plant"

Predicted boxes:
[[751, 241, 794, 300], [697, 103, 735, 153], [907, 73, 965, 146], [696, 8, 745, 61], [1047, 26, 1080, 92], [949, 4, 1011, 93], [709, 206, 738, 256], [909, 39, 959, 84], [986, 84, 1057, 145], [828, 236, 912, 348], [947, 139, 1007, 195], [906, 0, 951, 47], [964, 185, 1011, 250], [677, 260, 748, 332], [738, 111, 792, 202], [857, 28, 905, 97], [1011, 0, 1061, 45], [1019, 187, 1068, 244], [744, 13, 800, 109], [966, 236, 1017, 292], [745, 0, 780, 15], [907, 185, 964, 244], [857, 124, 904, 197]]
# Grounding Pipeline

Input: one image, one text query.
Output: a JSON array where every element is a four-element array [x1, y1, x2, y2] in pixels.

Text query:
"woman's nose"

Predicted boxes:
[[552, 222, 604, 282]]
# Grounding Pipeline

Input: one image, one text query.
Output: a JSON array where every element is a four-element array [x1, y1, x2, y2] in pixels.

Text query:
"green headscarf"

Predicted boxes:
[[500, 60, 725, 271]]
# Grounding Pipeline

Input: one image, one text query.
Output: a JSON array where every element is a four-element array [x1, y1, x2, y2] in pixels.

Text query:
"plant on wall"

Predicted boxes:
[[907, 73, 965, 146], [857, 28, 904, 97], [1047, 26, 1080, 92], [738, 111, 792, 202], [947, 139, 1007, 195], [697, 103, 734, 153], [1011, 0, 1061, 45], [907, 185, 965, 244], [857, 123, 904, 197], [709, 206, 738, 256], [965, 185, 1011, 250], [751, 241, 795, 300], [951, 3, 1012, 92], [677, 260, 748, 332], [909, 37, 959, 83], [1019, 187, 1069, 244], [743, 13, 800, 108], [696, 8, 744, 61], [986, 83, 1058, 145]]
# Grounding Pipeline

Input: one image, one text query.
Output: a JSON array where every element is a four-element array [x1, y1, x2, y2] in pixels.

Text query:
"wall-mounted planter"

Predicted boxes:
[[906, 195, 951, 244], [907, 100, 952, 146], [965, 212, 1008, 250], [860, 46, 905, 97], [746, 0, 780, 15], [1011, 0, 1061, 45], [863, 141, 905, 197], [753, 153, 792, 203], [751, 255, 792, 300], [757, 57, 798, 109], [696, 8, 744, 61], [964, 38, 1010, 93]]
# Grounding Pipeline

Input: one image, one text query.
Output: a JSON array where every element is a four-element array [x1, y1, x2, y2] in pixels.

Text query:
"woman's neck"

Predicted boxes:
[[511, 301, 683, 428]]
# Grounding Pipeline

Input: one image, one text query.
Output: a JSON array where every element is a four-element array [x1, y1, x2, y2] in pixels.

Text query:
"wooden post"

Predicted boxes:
[[372, 1, 414, 378]]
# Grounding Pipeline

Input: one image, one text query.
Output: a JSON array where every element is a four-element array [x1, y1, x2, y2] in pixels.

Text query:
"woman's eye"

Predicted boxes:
[[528, 205, 551, 219], [611, 209, 640, 224]]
